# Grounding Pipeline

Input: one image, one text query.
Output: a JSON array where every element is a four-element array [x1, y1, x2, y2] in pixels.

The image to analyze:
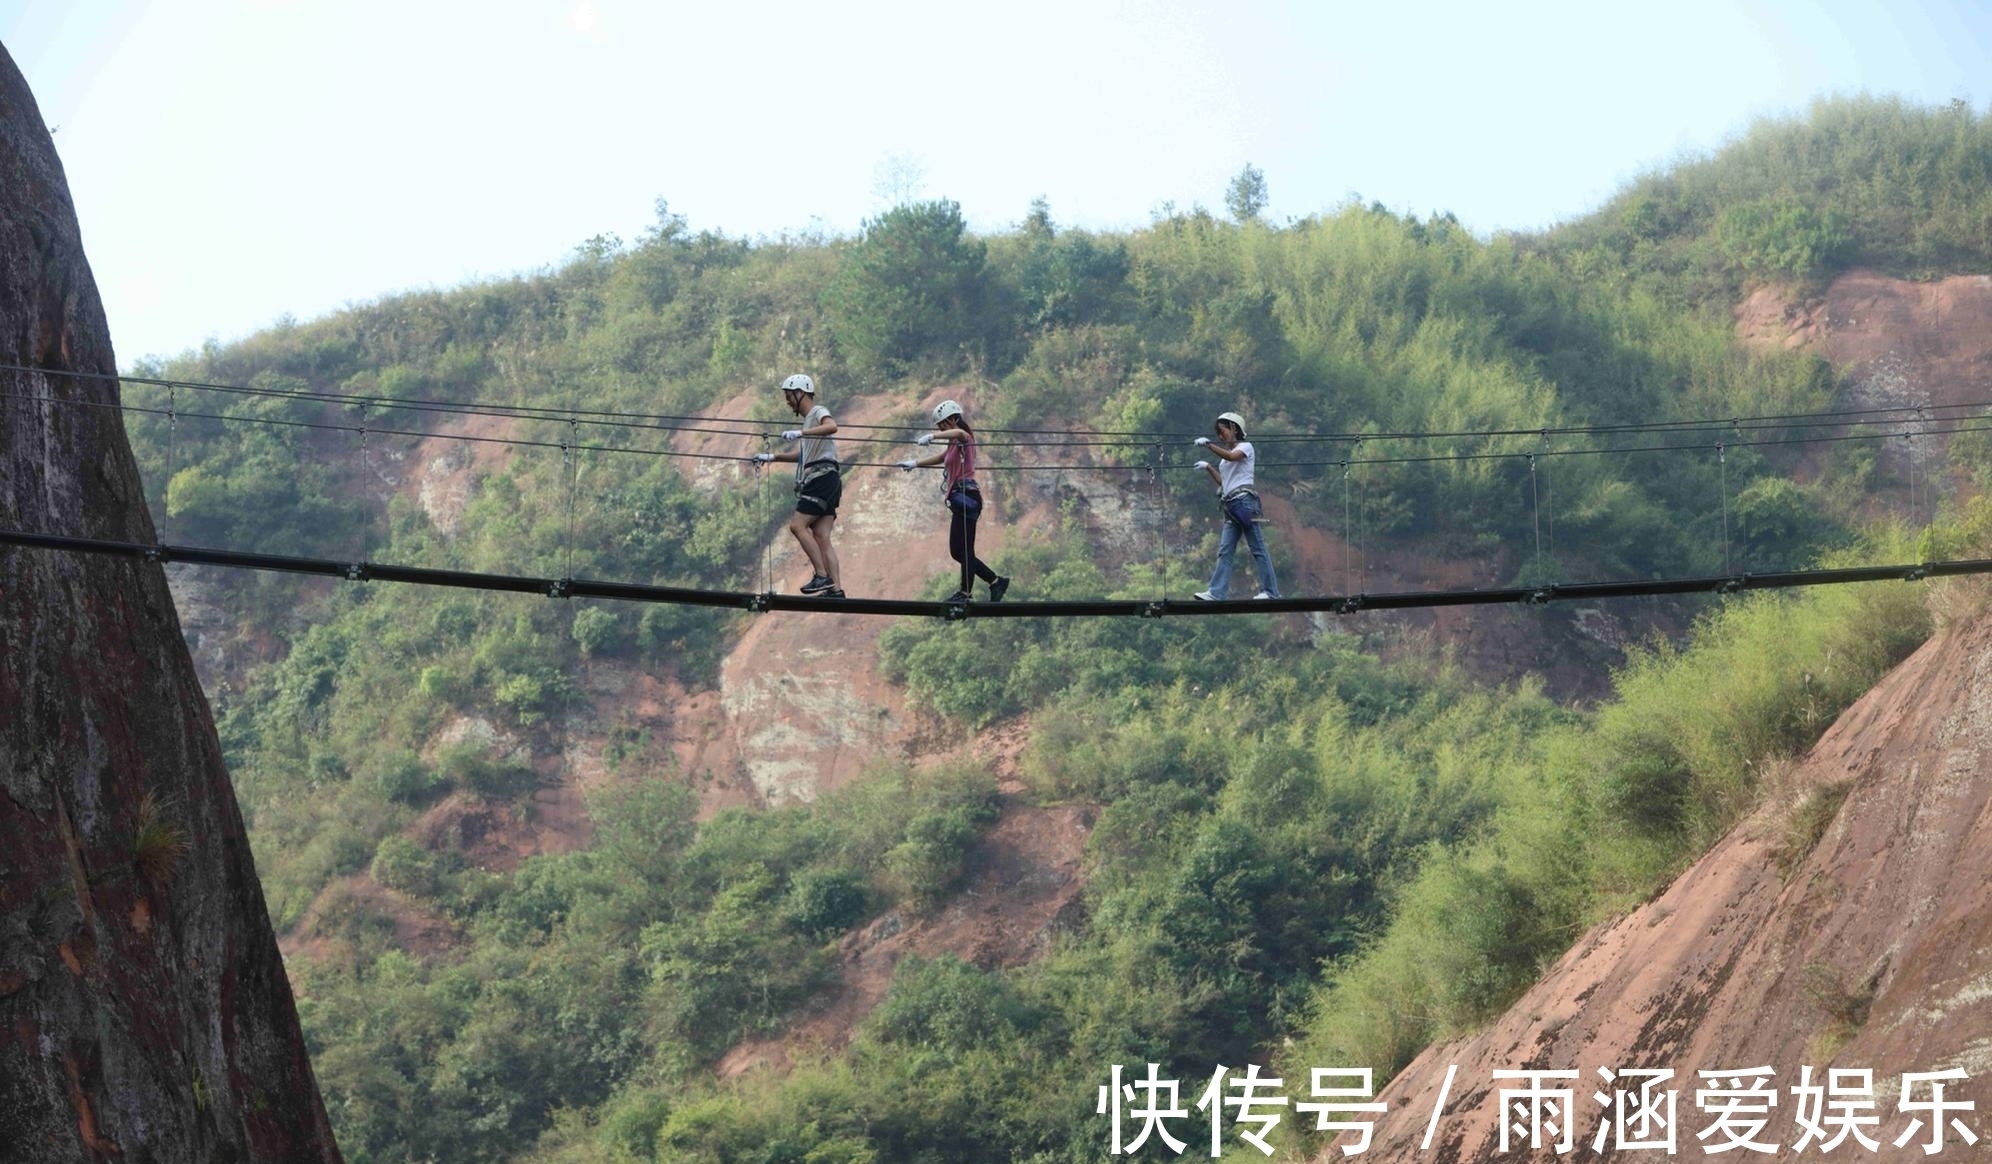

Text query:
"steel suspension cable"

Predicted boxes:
[[7, 362, 1982, 448]]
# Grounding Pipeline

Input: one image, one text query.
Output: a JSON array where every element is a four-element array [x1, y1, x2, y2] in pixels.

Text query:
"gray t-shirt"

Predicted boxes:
[[796, 404, 838, 483]]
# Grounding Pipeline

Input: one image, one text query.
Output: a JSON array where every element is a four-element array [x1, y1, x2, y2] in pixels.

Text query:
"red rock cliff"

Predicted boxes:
[[0, 46, 342, 1164], [1335, 605, 1992, 1162]]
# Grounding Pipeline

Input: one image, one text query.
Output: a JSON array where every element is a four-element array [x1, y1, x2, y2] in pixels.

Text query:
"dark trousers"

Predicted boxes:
[[948, 488, 998, 594]]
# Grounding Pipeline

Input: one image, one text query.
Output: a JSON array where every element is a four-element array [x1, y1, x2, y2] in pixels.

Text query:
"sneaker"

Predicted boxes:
[[800, 573, 834, 594], [821, 587, 846, 599], [944, 590, 972, 604], [988, 576, 1011, 602], [1252, 591, 1277, 600], [1193, 590, 1218, 601]]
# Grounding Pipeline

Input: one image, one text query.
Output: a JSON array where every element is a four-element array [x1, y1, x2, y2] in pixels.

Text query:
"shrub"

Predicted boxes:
[[1715, 196, 1851, 282], [438, 744, 538, 799], [571, 606, 621, 658], [882, 805, 992, 913], [785, 868, 872, 937], [370, 835, 442, 897], [825, 199, 990, 375], [869, 955, 1035, 1051], [368, 750, 445, 804], [417, 665, 467, 704]]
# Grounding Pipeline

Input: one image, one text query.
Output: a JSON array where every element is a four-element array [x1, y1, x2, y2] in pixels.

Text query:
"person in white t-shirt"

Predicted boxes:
[[751, 373, 844, 598], [1191, 410, 1279, 600]]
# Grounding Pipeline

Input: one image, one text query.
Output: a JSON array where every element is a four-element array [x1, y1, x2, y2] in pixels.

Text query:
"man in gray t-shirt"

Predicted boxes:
[[752, 373, 844, 597]]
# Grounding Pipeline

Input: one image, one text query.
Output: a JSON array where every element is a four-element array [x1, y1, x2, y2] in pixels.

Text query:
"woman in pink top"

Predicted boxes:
[[898, 399, 1010, 604]]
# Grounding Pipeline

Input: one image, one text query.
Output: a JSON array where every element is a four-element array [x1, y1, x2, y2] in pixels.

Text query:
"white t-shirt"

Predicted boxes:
[[1218, 441, 1256, 496]]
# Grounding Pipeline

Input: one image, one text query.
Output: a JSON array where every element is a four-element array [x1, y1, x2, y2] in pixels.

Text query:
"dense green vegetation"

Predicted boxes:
[[117, 94, 1992, 1162], [1551, 94, 1992, 298]]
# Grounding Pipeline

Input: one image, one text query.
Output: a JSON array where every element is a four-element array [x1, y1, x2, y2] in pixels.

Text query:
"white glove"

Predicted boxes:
[[1194, 460, 1212, 471], [751, 452, 775, 463], [896, 459, 918, 471], [782, 429, 803, 442], [915, 433, 935, 446], [1194, 436, 1212, 447]]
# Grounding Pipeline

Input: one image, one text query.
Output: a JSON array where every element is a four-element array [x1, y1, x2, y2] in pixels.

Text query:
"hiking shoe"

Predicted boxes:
[[821, 587, 846, 599], [1193, 590, 1218, 601], [800, 573, 834, 594], [944, 590, 972, 604], [1252, 590, 1277, 600], [988, 576, 1011, 602]]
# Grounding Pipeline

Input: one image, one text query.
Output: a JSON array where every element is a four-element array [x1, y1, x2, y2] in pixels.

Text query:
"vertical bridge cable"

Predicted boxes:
[[1906, 426, 1918, 531], [357, 402, 371, 564], [1917, 407, 1930, 529], [1718, 442, 1731, 576], [1152, 443, 1166, 603], [1359, 451, 1369, 594], [1541, 428, 1554, 564], [760, 435, 774, 600], [736, 455, 752, 595], [564, 418, 579, 582], [1341, 456, 1352, 597], [1529, 452, 1542, 577], [163, 381, 178, 548]]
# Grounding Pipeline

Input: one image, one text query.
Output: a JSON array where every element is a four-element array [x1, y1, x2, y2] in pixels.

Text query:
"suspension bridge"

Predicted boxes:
[[3, 363, 1984, 620]]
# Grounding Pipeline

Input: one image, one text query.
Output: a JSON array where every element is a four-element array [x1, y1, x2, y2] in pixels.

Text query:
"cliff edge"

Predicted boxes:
[[0, 46, 342, 1164]]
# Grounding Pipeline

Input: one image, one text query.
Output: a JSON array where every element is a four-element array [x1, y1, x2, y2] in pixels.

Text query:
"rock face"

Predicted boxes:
[[1737, 271, 1992, 517], [1736, 272, 1992, 411], [0, 47, 342, 1164], [1337, 605, 1992, 1162]]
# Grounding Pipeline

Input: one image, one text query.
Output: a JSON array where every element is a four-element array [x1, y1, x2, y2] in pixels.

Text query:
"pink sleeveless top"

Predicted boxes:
[[942, 432, 977, 494]]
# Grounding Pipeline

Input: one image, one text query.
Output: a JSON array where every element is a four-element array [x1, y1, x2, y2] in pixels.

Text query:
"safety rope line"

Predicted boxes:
[[14, 385, 1992, 476], [8, 363, 1988, 446], [11, 526, 1977, 620]]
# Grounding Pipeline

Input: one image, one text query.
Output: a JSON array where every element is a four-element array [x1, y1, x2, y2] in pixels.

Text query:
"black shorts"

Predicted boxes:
[[795, 469, 842, 517]]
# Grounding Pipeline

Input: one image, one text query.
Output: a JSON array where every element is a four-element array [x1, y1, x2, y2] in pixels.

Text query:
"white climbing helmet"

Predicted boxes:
[[934, 400, 964, 425], [1216, 410, 1247, 438], [781, 373, 816, 395]]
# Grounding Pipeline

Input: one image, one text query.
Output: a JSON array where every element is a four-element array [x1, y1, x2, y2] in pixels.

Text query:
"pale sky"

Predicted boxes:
[[4, 0, 1990, 366]]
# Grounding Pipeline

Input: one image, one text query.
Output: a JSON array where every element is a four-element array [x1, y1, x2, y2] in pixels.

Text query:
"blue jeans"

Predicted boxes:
[[1208, 493, 1278, 598]]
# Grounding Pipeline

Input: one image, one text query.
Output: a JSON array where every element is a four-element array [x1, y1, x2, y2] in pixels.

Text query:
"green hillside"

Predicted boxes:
[[118, 93, 1990, 1163]]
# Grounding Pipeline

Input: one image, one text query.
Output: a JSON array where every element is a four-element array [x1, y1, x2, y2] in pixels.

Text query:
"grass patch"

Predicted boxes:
[[1770, 779, 1854, 881], [133, 791, 191, 888], [1802, 960, 1877, 1062]]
